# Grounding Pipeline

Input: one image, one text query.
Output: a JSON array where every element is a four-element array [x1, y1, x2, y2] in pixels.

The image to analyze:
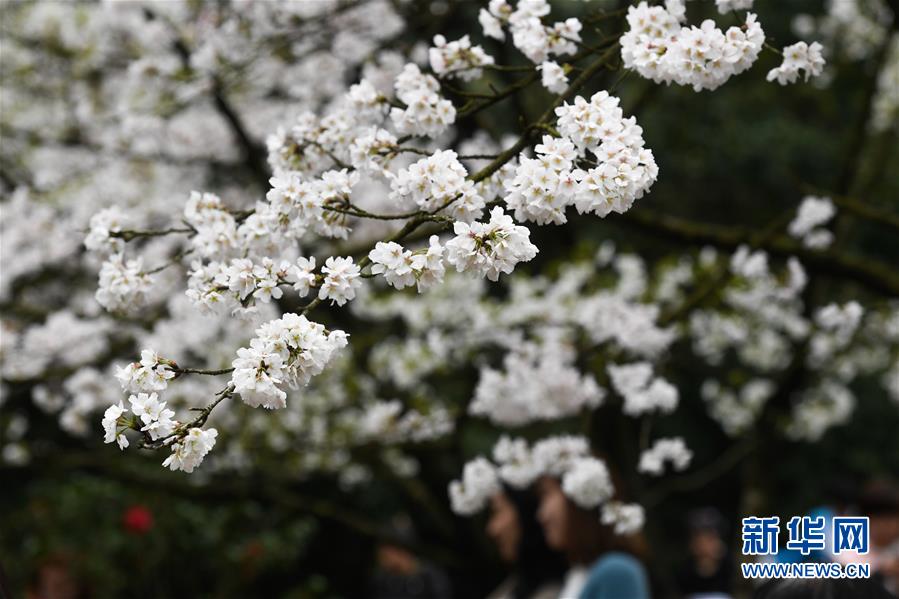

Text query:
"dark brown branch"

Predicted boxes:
[[618, 209, 899, 297]]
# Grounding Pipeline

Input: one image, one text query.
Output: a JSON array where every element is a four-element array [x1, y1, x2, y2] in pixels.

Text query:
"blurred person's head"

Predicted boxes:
[[376, 514, 420, 575], [487, 488, 566, 598], [860, 480, 899, 549], [754, 577, 895, 599], [27, 555, 84, 599], [376, 544, 419, 576], [487, 491, 521, 562], [687, 507, 727, 566], [535, 475, 646, 566]]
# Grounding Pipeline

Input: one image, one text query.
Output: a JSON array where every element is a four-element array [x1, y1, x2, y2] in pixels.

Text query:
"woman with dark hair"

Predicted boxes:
[[485, 487, 567, 599], [535, 475, 650, 599]]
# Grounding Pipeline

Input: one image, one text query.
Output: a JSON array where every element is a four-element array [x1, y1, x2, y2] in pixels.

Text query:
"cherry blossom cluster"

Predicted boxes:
[[449, 435, 626, 519], [638, 437, 693, 476], [186, 257, 291, 317], [601, 502, 647, 536], [786, 380, 855, 441], [788, 196, 836, 249], [448, 456, 501, 515], [444, 206, 539, 281], [2, 189, 82, 303], [96, 254, 152, 313], [620, 1, 765, 91], [388, 149, 485, 221], [715, 0, 755, 14], [186, 253, 362, 316], [767, 41, 827, 85], [102, 391, 177, 451], [701, 379, 775, 436], [84, 206, 130, 254], [469, 336, 604, 426], [101, 387, 218, 473], [115, 350, 176, 394], [162, 428, 219, 474], [691, 244, 897, 442], [808, 301, 864, 369], [390, 64, 456, 137], [607, 362, 679, 416], [354, 248, 681, 425], [230, 313, 348, 410], [257, 168, 361, 246], [538, 61, 568, 94], [183, 192, 239, 259], [690, 247, 809, 371], [478, 0, 581, 65], [562, 456, 614, 509], [354, 399, 454, 444], [523, 90, 659, 220], [368, 236, 446, 292], [1, 311, 112, 382], [429, 35, 495, 81]]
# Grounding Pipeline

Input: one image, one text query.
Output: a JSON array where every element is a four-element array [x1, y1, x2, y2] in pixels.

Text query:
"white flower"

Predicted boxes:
[[479, 4, 506, 41], [715, 0, 754, 14], [162, 427, 218, 473], [232, 342, 287, 409], [369, 237, 447, 292], [115, 349, 175, 393], [531, 435, 590, 477], [767, 41, 826, 85], [390, 64, 456, 137], [786, 381, 855, 441], [538, 61, 568, 93], [429, 34, 494, 81], [411, 236, 447, 292], [128, 391, 160, 423], [96, 254, 151, 313], [101, 401, 128, 449], [445, 207, 538, 281], [125, 390, 176, 440], [369, 241, 416, 290], [492, 436, 540, 488], [608, 362, 679, 416], [788, 196, 835, 248], [551, 92, 658, 219], [601, 501, 646, 535], [388, 149, 484, 220], [470, 338, 604, 425], [702, 379, 775, 436], [184, 191, 238, 259], [620, 3, 765, 92], [231, 313, 348, 409], [346, 79, 387, 119], [319, 256, 361, 306], [448, 457, 500, 515], [348, 127, 397, 173], [84, 206, 128, 254], [638, 437, 693, 475], [287, 256, 317, 296], [561, 456, 614, 508]]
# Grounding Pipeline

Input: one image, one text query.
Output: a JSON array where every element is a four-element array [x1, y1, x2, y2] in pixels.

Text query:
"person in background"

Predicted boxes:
[[535, 476, 650, 599], [25, 555, 85, 599], [676, 508, 734, 599], [860, 480, 899, 594], [485, 487, 567, 599], [368, 514, 452, 599]]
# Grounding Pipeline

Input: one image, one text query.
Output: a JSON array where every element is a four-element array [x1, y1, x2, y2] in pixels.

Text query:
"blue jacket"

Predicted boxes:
[[577, 552, 651, 599]]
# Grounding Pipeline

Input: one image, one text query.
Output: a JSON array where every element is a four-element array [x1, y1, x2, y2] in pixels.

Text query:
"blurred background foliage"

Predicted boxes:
[[2, 0, 898, 597]]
